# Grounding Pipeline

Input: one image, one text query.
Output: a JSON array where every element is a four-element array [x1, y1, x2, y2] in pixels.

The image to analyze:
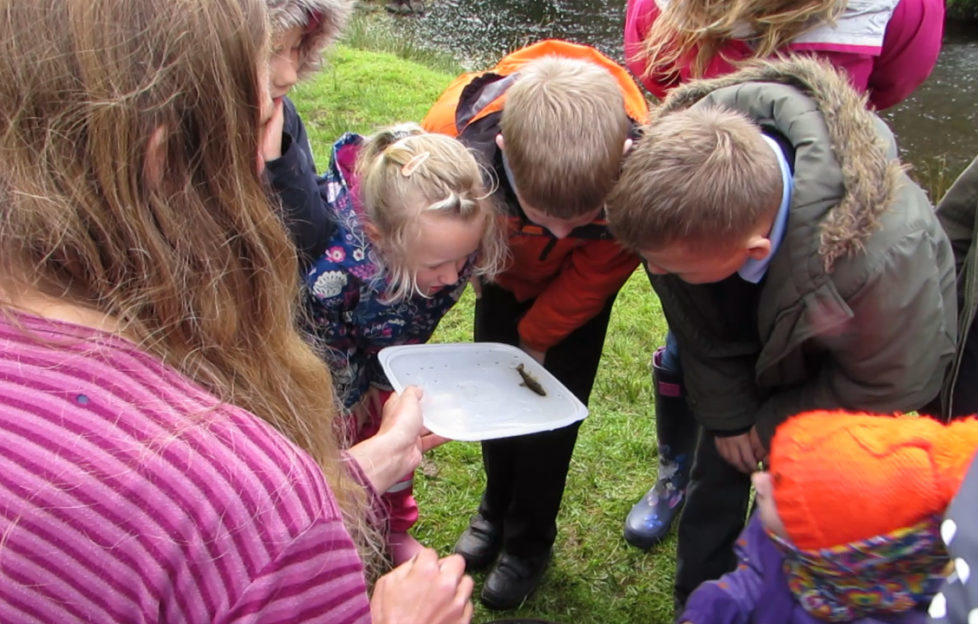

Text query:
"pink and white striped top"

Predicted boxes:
[[0, 311, 372, 623]]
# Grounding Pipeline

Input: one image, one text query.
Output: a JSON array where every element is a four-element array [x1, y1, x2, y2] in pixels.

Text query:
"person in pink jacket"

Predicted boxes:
[[624, 0, 945, 109]]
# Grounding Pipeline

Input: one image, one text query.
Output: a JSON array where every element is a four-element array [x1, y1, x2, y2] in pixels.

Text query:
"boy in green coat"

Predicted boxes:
[[605, 56, 957, 608]]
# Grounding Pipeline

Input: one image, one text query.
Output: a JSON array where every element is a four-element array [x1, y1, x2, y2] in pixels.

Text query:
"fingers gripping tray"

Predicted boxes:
[[378, 342, 588, 441]]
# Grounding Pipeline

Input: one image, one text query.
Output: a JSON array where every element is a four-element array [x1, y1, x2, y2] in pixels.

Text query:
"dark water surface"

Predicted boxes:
[[398, 3, 978, 180], [879, 22, 978, 180]]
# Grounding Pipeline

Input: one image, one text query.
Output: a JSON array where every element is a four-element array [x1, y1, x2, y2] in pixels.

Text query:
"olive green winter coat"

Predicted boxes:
[[936, 155, 978, 414], [648, 57, 957, 445]]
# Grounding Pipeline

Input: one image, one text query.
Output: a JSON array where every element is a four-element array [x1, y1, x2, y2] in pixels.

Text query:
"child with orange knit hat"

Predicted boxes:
[[678, 410, 978, 624]]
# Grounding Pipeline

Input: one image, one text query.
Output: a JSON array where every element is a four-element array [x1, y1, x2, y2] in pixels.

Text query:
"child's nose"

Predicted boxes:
[[274, 55, 299, 91], [281, 61, 298, 88], [440, 264, 459, 285], [288, 49, 300, 76]]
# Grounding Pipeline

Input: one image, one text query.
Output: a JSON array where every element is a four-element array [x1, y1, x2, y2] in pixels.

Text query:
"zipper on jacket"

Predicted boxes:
[[538, 235, 557, 261]]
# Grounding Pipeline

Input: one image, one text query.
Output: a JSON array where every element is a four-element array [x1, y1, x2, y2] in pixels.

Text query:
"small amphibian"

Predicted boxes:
[[516, 363, 547, 396]]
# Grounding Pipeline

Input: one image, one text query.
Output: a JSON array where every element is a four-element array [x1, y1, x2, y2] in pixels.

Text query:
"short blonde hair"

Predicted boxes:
[[500, 56, 631, 218], [606, 105, 783, 252], [358, 124, 508, 302]]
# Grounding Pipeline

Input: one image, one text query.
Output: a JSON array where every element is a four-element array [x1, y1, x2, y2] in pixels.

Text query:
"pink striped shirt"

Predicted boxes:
[[0, 312, 372, 623]]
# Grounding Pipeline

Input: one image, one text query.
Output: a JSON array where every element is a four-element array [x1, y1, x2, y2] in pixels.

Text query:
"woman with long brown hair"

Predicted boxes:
[[0, 0, 471, 621]]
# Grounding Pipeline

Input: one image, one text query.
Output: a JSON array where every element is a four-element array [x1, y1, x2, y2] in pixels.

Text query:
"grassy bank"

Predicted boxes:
[[292, 19, 678, 624]]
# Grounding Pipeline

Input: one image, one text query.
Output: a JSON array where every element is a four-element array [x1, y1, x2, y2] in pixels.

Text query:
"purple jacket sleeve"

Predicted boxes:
[[679, 516, 767, 624]]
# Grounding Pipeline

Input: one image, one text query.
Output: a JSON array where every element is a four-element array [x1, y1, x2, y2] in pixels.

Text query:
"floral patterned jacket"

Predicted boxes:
[[304, 133, 470, 409]]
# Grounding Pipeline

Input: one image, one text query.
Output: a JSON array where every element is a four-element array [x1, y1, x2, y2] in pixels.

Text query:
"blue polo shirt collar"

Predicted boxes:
[[738, 134, 793, 284]]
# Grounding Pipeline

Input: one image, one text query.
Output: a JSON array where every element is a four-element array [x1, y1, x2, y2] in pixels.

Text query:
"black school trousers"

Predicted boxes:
[[952, 315, 978, 417], [473, 281, 616, 558], [674, 430, 753, 608]]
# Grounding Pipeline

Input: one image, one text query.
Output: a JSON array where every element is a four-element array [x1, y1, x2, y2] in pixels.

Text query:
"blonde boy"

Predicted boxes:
[[612, 106, 783, 284], [422, 40, 647, 610], [605, 56, 957, 608], [498, 56, 632, 222]]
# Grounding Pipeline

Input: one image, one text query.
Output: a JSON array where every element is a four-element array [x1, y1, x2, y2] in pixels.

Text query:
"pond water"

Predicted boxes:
[[879, 22, 978, 180], [397, 3, 978, 181]]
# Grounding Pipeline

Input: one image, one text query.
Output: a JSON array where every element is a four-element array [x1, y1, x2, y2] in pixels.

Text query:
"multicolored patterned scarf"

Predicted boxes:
[[768, 515, 950, 622]]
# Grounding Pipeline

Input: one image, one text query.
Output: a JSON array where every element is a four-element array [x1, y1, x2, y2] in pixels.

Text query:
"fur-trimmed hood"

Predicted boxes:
[[640, 56, 955, 445], [266, 0, 353, 79], [654, 55, 905, 272]]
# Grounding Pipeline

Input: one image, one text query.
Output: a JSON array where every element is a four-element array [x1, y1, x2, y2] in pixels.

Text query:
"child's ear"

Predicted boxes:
[[495, 133, 505, 151], [143, 125, 167, 188], [622, 138, 633, 156], [746, 235, 772, 261]]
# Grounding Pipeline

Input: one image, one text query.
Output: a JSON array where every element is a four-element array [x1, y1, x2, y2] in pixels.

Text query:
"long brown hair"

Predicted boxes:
[[0, 0, 375, 565], [639, 0, 845, 81]]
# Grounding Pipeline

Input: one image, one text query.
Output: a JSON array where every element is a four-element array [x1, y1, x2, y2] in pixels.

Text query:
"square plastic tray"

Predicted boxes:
[[378, 342, 588, 441]]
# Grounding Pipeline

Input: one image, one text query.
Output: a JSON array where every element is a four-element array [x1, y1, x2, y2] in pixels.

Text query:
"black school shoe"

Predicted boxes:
[[480, 550, 552, 610], [453, 513, 502, 572]]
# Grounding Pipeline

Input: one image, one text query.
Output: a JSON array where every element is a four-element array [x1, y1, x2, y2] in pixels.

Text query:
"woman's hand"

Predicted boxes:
[[371, 549, 473, 624], [376, 386, 451, 454], [347, 387, 450, 493]]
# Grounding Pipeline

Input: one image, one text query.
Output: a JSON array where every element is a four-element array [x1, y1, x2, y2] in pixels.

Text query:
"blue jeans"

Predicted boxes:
[[661, 331, 682, 375]]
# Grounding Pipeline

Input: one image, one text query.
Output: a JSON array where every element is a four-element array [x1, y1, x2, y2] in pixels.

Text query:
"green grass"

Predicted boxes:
[[292, 17, 678, 623], [341, 12, 463, 74], [291, 44, 457, 147]]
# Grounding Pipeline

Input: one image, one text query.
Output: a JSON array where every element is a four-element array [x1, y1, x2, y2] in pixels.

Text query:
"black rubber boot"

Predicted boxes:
[[623, 347, 698, 549]]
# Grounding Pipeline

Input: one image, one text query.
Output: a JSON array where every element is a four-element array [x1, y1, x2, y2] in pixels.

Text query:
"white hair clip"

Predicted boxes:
[[400, 151, 430, 177]]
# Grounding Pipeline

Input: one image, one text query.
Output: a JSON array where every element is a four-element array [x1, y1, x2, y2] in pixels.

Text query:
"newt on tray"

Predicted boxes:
[[516, 363, 547, 396]]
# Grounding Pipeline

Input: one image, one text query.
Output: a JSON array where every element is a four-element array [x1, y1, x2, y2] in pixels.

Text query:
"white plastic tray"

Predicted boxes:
[[378, 342, 588, 441]]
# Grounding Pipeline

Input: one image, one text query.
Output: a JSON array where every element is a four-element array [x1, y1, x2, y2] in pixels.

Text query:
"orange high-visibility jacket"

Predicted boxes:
[[422, 40, 648, 352]]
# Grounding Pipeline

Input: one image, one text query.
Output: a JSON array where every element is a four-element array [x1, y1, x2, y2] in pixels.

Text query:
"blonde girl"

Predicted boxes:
[[305, 123, 507, 564], [0, 0, 471, 621]]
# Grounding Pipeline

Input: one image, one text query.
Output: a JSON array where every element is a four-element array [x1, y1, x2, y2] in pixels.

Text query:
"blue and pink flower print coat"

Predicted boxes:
[[304, 133, 472, 409]]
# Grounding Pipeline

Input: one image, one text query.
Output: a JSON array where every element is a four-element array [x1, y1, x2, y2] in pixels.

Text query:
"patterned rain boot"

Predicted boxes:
[[623, 347, 698, 549]]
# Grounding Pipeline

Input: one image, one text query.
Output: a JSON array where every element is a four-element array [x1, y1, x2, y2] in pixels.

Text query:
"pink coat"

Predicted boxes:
[[624, 0, 944, 109]]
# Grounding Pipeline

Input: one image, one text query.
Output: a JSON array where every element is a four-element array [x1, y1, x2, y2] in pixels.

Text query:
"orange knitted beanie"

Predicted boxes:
[[769, 410, 978, 550]]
